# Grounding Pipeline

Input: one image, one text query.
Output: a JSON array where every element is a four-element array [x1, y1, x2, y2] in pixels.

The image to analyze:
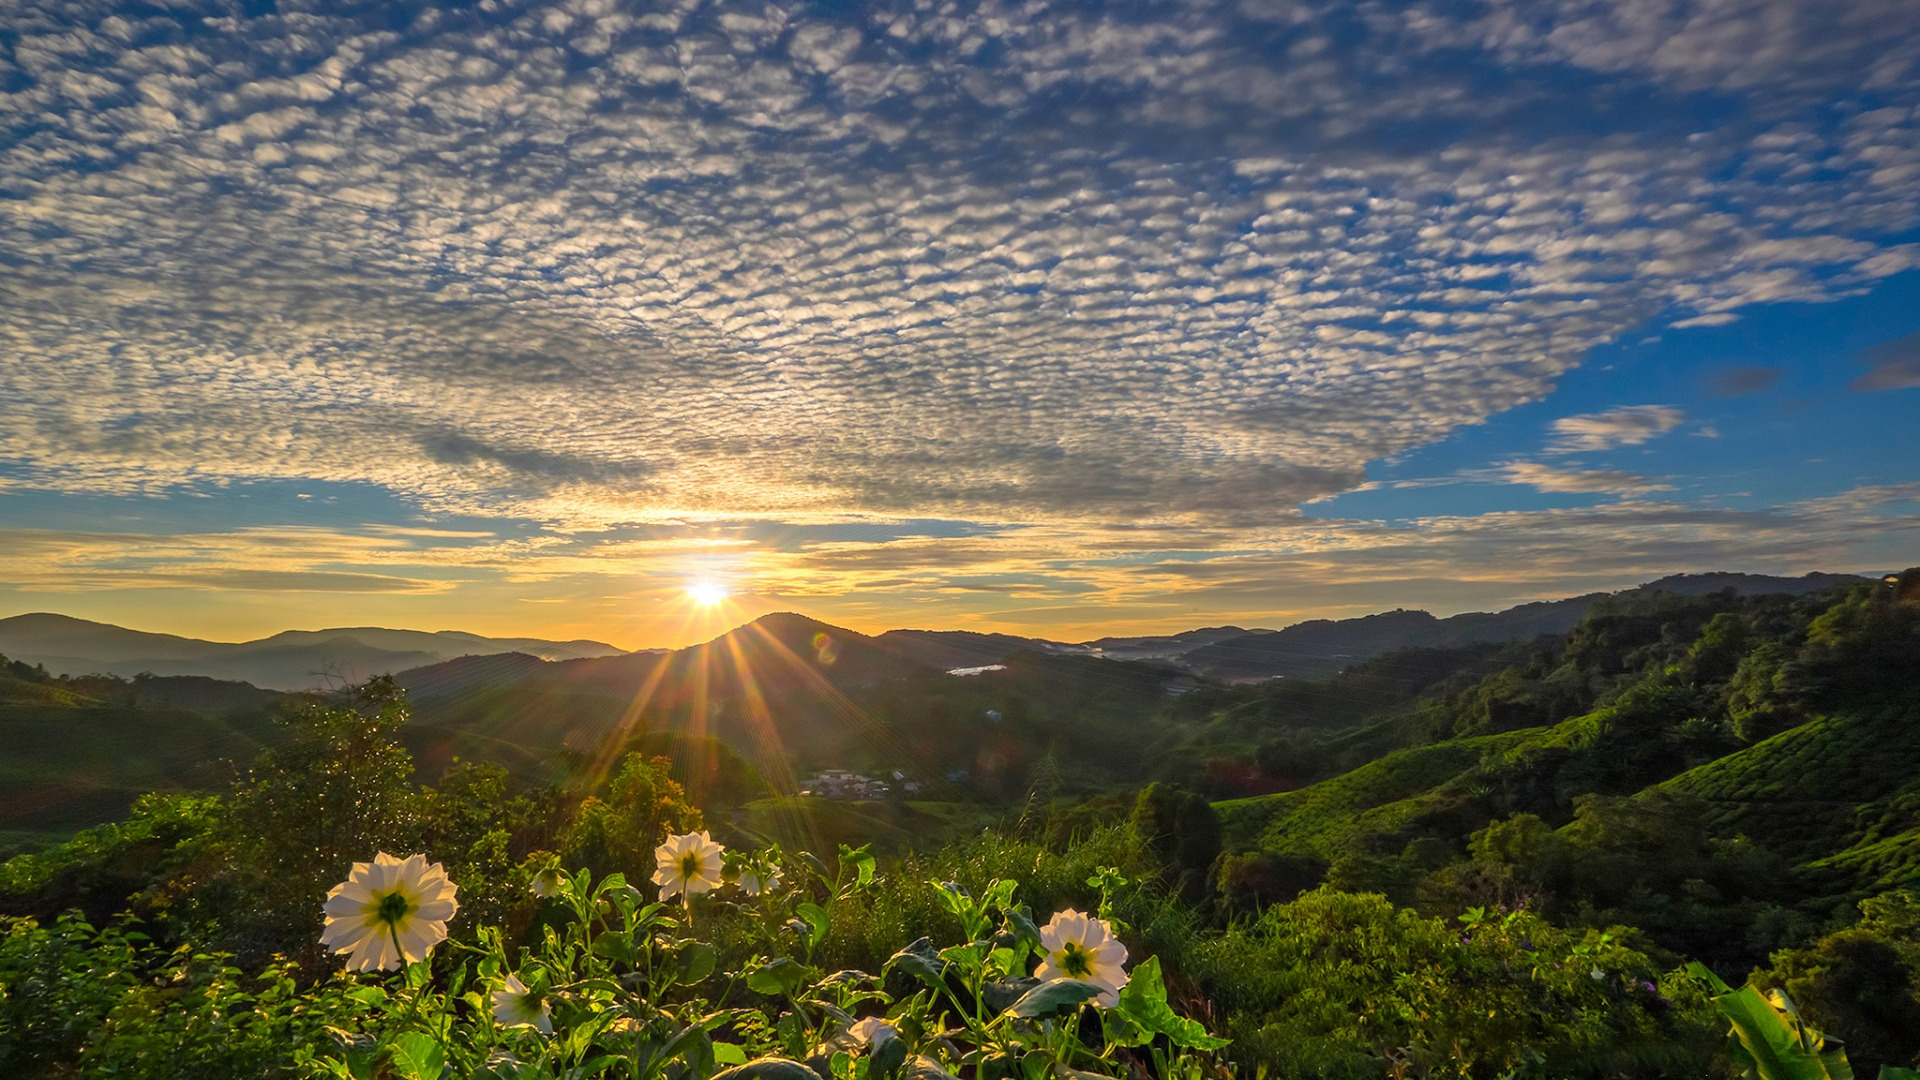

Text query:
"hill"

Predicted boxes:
[[1202, 570, 1916, 969], [0, 613, 624, 691], [1181, 571, 1868, 681], [0, 655, 289, 852]]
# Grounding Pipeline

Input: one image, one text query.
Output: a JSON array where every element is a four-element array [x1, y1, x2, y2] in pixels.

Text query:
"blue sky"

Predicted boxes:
[[1, 0, 1917, 647]]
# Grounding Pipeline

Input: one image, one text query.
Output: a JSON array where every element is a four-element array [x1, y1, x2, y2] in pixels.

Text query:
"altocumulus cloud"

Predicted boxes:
[[1, 0, 1918, 533]]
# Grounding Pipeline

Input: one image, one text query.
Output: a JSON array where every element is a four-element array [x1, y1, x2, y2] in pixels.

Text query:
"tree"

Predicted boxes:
[[1128, 782, 1221, 900]]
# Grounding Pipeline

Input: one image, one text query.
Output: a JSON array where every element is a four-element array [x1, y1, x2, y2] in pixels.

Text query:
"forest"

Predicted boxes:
[[2, 570, 1918, 1079]]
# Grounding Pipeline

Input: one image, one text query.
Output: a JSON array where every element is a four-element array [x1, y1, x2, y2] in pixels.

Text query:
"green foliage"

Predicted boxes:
[[1688, 963, 1855, 1080], [1749, 893, 1920, 1077], [1182, 889, 1720, 1079], [558, 752, 704, 881], [1129, 784, 1222, 899]]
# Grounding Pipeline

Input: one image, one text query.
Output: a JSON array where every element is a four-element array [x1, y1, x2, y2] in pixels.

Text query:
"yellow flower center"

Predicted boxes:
[[680, 851, 703, 880], [1058, 941, 1095, 978], [372, 888, 414, 928]]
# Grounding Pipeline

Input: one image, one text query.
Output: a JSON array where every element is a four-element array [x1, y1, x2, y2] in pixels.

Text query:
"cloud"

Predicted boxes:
[[1499, 462, 1675, 495], [1546, 406, 1688, 454], [0, 0, 1914, 540], [1851, 332, 1920, 391], [1705, 365, 1784, 396]]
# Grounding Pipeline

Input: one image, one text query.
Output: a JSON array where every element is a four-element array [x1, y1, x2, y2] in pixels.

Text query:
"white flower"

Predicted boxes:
[[847, 1016, 898, 1048], [530, 867, 562, 898], [320, 852, 459, 972], [735, 865, 781, 896], [1036, 908, 1129, 1007], [652, 830, 725, 900], [492, 973, 553, 1034]]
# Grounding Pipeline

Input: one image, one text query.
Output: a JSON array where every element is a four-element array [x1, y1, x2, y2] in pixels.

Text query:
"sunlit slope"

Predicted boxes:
[[1216, 730, 1538, 857], [1659, 700, 1920, 865], [1215, 575, 1918, 881]]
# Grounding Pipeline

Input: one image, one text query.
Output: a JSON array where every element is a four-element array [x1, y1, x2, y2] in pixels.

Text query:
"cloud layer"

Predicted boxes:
[[2, 0, 1917, 533]]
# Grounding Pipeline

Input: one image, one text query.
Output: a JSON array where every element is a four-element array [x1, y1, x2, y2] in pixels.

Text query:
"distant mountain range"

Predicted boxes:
[[0, 613, 625, 692], [0, 571, 1870, 693], [877, 572, 1871, 682]]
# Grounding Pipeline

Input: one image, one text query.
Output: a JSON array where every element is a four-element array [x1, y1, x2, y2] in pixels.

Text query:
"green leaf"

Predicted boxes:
[[592, 931, 641, 967], [886, 938, 947, 989], [872, 1033, 910, 1079], [715, 1042, 751, 1066], [748, 956, 809, 997], [1116, 958, 1229, 1051], [982, 977, 1040, 1013], [1100, 1008, 1151, 1048], [798, 902, 832, 952], [1003, 908, 1041, 951], [385, 1032, 446, 1080], [711, 1057, 827, 1080], [840, 845, 876, 888], [677, 941, 717, 985], [903, 1057, 958, 1080], [1006, 979, 1102, 1019], [1687, 964, 1853, 1080]]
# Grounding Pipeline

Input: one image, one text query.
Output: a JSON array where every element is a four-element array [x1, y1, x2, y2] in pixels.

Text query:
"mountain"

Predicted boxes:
[[876, 629, 1082, 670], [1181, 572, 1869, 681], [392, 613, 941, 782], [1082, 626, 1267, 662], [0, 613, 625, 691]]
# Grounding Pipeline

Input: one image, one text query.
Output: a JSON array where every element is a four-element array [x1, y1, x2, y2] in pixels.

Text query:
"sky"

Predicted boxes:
[[2, 0, 1919, 650]]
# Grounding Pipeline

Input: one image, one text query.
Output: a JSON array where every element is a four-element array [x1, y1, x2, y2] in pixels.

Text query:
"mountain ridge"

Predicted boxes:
[[0, 613, 625, 691], [0, 571, 1873, 691]]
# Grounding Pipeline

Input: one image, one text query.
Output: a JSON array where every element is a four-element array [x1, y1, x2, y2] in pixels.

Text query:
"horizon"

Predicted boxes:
[[4, 0, 1918, 645], [0, 564, 1885, 654]]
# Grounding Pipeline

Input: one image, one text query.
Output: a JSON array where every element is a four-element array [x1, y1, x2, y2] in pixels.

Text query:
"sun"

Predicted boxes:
[[686, 581, 730, 607]]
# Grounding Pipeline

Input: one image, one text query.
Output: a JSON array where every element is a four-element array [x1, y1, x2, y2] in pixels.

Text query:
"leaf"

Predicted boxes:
[[1116, 958, 1229, 1051], [798, 902, 832, 952], [873, 1033, 910, 1079], [1003, 908, 1042, 951], [932, 882, 973, 922], [1006, 979, 1102, 1019], [386, 1032, 446, 1080], [710, 1057, 828, 1080], [677, 941, 717, 985], [886, 938, 947, 988], [799, 851, 833, 884], [715, 1043, 751, 1066], [982, 977, 1040, 1013], [1100, 1008, 1151, 1049], [840, 845, 876, 888], [748, 956, 809, 997], [592, 932, 641, 967], [1687, 964, 1853, 1080], [903, 1057, 958, 1080]]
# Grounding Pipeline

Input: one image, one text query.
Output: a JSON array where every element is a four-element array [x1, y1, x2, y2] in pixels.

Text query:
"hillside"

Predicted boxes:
[[0, 655, 289, 852], [1181, 572, 1866, 682], [0, 613, 624, 690], [1201, 570, 1918, 969]]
